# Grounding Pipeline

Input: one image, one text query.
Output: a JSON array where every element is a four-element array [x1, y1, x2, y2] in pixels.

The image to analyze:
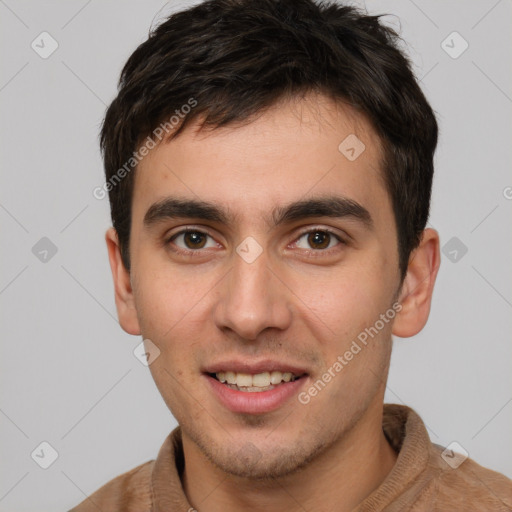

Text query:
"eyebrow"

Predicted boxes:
[[143, 195, 373, 230]]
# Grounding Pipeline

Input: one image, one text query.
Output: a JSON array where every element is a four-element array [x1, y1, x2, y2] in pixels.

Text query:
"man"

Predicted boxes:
[[72, 0, 512, 510]]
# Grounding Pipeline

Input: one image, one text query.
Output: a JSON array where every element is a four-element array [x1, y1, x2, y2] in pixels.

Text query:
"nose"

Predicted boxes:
[[213, 245, 293, 341]]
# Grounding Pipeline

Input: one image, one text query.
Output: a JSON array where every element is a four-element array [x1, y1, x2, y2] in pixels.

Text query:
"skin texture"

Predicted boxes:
[[106, 94, 440, 512]]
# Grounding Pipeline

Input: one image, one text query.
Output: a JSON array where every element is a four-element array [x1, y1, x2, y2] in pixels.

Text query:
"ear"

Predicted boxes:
[[105, 227, 141, 335], [392, 228, 441, 338]]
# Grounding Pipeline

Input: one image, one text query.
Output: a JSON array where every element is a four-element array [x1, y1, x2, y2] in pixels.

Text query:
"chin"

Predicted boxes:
[[195, 429, 332, 480]]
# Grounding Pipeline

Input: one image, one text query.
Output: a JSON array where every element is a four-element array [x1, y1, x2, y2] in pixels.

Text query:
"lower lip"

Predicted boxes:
[[204, 374, 307, 414]]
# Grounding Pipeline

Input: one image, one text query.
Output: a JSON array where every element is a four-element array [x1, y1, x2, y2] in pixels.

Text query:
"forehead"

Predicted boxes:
[[132, 94, 391, 227]]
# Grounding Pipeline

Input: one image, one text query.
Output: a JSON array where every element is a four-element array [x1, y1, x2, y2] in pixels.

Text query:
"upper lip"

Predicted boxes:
[[203, 359, 308, 376]]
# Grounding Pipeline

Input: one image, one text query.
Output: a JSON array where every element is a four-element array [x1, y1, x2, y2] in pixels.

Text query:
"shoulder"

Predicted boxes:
[[68, 459, 155, 512], [430, 444, 512, 511]]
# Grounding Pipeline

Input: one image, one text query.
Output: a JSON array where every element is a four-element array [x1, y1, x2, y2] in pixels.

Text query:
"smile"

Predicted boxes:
[[211, 370, 303, 392], [204, 367, 308, 414]]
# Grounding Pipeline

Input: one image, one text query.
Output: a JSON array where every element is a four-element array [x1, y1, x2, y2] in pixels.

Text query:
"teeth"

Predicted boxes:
[[252, 372, 270, 387], [214, 370, 299, 388], [270, 371, 282, 385], [236, 373, 253, 387]]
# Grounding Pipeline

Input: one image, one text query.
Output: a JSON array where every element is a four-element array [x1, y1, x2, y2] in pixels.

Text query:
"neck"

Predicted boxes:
[[181, 402, 397, 512]]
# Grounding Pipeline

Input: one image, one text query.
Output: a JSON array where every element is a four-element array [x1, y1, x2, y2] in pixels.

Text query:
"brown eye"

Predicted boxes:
[[183, 232, 207, 249], [307, 231, 331, 249], [169, 230, 216, 252], [295, 229, 343, 251]]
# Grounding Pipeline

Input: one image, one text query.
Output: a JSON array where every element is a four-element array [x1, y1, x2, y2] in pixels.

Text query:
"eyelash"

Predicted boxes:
[[165, 227, 347, 258]]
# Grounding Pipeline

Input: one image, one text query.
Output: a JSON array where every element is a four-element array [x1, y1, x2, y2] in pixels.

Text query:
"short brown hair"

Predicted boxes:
[[100, 0, 438, 281]]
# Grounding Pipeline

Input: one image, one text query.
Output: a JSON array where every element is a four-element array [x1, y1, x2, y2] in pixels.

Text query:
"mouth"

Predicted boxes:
[[203, 363, 309, 414], [208, 370, 306, 392]]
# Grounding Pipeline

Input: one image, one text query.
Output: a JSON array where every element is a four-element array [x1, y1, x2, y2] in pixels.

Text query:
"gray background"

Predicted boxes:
[[1, 0, 511, 510]]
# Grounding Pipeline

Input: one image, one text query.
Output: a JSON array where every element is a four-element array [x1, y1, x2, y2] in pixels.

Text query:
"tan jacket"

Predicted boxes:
[[69, 404, 512, 511]]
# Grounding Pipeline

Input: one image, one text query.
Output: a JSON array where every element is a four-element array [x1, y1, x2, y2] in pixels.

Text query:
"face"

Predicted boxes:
[[110, 94, 423, 479]]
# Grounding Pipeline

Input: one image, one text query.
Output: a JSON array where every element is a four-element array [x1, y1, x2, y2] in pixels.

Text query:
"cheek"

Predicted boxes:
[[133, 263, 208, 339], [288, 266, 392, 346], [135, 270, 209, 418], [132, 264, 219, 388]]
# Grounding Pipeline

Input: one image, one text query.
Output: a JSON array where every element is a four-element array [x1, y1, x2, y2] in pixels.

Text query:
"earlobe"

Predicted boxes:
[[391, 228, 441, 338], [105, 228, 141, 335]]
